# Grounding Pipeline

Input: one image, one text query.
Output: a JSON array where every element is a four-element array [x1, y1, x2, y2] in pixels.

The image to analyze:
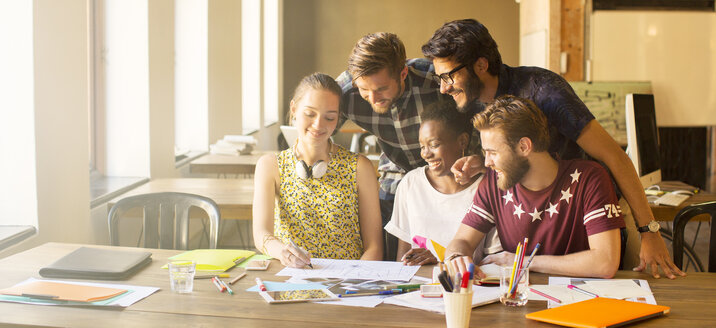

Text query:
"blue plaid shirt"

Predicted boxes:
[[336, 59, 444, 200]]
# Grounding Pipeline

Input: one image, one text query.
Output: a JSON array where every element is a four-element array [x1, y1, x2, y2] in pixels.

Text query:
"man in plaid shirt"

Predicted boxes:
[[335, 33, 445, 260]]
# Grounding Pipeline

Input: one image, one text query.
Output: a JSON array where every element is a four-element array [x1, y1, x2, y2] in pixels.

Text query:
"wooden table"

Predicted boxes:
[[108, 178, 254, 220], [1, 243, 715, 327], [189, 151, 276, 177]]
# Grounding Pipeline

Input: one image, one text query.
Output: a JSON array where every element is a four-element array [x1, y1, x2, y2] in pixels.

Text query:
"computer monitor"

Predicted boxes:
[[625, 93, 662, 188]]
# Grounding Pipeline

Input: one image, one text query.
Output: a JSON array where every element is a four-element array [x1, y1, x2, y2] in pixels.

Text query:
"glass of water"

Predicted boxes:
[[168, 261, 196, 293]]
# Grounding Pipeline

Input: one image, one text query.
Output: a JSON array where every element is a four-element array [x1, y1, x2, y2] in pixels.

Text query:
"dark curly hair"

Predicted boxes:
[[420, 99, 473, 139], [422, 19, 502, 76]]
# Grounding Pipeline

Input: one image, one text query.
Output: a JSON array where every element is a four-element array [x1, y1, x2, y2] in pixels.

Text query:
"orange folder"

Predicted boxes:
[[0, 280, 127, 303], [526, 297, 670, 328]]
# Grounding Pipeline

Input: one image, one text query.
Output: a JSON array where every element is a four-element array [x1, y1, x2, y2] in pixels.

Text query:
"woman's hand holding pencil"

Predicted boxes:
[[278, 238, 313, 269]]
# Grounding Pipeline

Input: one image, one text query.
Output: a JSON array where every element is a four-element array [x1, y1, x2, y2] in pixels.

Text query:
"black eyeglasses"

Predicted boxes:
[[432, 64, 467, 85]]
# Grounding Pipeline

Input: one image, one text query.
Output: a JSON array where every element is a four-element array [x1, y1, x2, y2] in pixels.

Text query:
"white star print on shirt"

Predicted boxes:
[[529, 208, 543, 222], [502, 190, 514, 205], [513, 204, 525, 219], [560, 187, 573, 204], [546, 202, 559, 218], [570, 169, 581, 184]]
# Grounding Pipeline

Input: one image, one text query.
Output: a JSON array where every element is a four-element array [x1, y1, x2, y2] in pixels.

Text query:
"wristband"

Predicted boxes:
[[446, 253, 464, 262]]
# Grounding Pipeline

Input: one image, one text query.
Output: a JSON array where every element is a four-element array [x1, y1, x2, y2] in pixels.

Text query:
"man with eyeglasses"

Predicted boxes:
[[422, 18, 686, 280], [335, 32, 446, 260]]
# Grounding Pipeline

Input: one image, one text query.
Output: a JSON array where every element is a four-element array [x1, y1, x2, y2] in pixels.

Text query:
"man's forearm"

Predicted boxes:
[[605, 149, 654, 226], [529, 249, 619, 279], [445, 239, 475, 261]]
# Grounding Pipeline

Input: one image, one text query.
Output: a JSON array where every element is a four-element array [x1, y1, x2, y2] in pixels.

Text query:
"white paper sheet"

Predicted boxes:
[[276, 258, 420, 281], [383, 286, 501, 314], [543, 276, 656, 308]]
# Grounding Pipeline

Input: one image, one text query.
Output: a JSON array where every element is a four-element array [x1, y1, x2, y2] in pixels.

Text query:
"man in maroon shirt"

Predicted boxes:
[[446, 96, 625, 278]]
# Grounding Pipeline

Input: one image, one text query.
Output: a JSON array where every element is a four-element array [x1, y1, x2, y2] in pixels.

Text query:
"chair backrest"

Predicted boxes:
[[672, 201, 716, 272], [108, 192, 221, 249]]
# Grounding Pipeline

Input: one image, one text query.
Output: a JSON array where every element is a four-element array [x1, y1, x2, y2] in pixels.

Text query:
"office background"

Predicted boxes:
[[0, 0, 713, 258]]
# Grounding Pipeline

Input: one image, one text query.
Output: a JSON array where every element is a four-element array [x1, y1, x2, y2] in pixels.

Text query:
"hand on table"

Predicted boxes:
[[447, 255, 486, 280], [479, 251, 515, 268], [633, 232, 687, 279]]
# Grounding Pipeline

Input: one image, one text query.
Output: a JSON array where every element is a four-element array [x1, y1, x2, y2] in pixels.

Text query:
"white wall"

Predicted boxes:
[[149, 0, 180, 179], [591, 11, 716, 126], [1, 0, 93, 258], [0, 0, 38, 228]]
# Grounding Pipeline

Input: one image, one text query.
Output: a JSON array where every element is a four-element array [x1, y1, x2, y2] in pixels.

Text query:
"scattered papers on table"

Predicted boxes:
[[581, 279, 653, 299], [383, 286, 501, 314], [246, 281, 326, 292], [0, 278, 159, 307], [531, 276, 656, 308], [319, 295, 388, 308], [275, 258, 420, 281], [166, 249, 255, 272]]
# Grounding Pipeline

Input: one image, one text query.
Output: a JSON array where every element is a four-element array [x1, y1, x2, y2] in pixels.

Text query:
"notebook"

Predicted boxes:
[[476, 263, 501, 285], [166, 249, 255, 272], [526, 297, 670, 328], [39, 247, 152, 280], [0, 280, 127, 302]]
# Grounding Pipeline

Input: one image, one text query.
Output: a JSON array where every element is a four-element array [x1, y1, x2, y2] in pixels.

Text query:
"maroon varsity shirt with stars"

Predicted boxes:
[[462, 159, 625, 255]]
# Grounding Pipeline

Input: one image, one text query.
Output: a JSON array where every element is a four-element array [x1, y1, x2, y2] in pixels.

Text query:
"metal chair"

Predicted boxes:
[[108, 192, 220, 249], [672, 201, 716, 272]]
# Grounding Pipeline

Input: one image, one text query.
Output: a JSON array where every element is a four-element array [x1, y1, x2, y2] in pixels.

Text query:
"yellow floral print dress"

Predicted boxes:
[[274, 144, 364, 259]]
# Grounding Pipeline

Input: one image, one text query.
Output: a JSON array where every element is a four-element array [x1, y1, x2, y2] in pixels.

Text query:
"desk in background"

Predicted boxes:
[[108, 178, 254, 221], [189, 151, 276, 177], [1, 242, 715, 327], [649, 181, 715, 222], [340, 120, 368, 153]]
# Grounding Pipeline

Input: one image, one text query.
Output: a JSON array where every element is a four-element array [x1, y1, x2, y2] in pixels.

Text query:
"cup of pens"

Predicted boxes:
[[443, 289, 473, 328], [499, 266, 529, 306], [439, 262, 475, 328]]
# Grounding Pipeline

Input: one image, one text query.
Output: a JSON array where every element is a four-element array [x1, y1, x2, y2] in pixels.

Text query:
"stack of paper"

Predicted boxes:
[[0, 278, 158, 307], [209, 135, 257, 156]]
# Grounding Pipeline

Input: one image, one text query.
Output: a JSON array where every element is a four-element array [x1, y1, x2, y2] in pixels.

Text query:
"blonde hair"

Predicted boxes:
[[288, 72, 342, 122], [473, 95, 550, 151]]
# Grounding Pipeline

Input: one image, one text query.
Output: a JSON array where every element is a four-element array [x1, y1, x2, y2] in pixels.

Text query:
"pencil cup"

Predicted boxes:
[[499, 266, 529, 306], [443, 290, 473, 328], [169, 261, 196, 293]]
